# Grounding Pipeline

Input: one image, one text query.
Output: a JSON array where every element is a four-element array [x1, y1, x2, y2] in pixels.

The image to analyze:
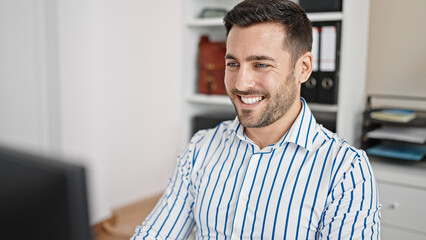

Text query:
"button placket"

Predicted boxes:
[[232, 153, 261, 238]]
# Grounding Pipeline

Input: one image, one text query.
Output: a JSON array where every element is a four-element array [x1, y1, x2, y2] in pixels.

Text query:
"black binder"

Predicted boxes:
[[302, 21, 341, 104], [299, 0, 342, 12], [301, 73, 319, 102], [318, 22, 341, 104]]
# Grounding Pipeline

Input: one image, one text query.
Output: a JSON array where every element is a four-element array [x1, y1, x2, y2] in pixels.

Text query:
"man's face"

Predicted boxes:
[[225, 22, 299, 128]]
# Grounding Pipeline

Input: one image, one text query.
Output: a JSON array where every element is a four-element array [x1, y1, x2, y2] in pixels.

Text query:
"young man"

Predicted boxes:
[[132, 0, 381, 239]]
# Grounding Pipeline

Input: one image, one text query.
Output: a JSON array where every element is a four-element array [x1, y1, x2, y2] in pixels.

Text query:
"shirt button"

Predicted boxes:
[[242, 195, 249, 202]]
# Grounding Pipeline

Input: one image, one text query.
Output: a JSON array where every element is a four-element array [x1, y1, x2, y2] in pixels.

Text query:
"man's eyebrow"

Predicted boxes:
[[225, 54, 236, 60], [246, 55, 275, 62], [225, 54, 276, 62]]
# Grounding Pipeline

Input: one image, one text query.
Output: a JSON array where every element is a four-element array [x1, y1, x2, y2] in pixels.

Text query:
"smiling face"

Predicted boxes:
[[225, 22, 301, 129]]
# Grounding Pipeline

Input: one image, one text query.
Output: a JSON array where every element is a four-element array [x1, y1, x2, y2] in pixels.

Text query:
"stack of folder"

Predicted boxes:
[[366, 143, 426, 161], [365, 113, 426, 161]]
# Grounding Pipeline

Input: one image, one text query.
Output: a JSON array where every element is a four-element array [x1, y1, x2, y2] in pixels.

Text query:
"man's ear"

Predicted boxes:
[[296, 51, 313, 84]]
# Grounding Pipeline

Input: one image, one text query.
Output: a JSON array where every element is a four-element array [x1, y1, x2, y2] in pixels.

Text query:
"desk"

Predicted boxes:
[[93, 193, 162, 240]]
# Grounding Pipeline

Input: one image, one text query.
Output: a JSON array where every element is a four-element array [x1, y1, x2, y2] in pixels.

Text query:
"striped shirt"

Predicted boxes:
[[132, 98, 381, 239]]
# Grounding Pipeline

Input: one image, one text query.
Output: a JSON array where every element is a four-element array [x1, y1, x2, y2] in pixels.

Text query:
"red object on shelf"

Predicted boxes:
[[198, 35, 227, 95]]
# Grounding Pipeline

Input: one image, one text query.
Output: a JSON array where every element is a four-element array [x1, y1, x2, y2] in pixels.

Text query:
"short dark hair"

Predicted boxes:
[[223, 0, 312, 65]]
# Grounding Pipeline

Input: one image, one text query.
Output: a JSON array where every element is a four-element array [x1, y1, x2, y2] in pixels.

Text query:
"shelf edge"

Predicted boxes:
[[186, 12, 343, 27], [187, 94, 232, 106], [308, 103, 338, 112]]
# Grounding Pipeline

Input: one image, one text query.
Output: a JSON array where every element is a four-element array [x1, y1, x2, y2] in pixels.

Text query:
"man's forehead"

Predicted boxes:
[[226, 23, 290, 60], [227, 22, 286, 40]]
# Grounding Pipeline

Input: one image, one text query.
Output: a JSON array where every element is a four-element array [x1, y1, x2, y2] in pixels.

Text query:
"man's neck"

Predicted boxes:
[[245, 99, 302, 150]]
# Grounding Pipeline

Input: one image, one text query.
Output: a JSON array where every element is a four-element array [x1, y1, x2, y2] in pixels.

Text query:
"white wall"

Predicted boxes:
[[0, 0, 183, 223], [366, 0, 426, 108], [0, 0, 57, 153]]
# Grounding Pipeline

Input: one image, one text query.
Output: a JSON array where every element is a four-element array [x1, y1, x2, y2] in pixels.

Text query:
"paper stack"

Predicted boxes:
[[366, 126, 426, 144], [370, 109, 416, 123]]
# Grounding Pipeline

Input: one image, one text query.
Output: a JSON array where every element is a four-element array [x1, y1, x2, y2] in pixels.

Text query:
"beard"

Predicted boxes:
[[228, 71, 298, 128]]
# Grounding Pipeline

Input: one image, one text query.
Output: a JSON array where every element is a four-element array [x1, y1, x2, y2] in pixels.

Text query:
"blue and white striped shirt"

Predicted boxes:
[[132, 99, 381, 239]]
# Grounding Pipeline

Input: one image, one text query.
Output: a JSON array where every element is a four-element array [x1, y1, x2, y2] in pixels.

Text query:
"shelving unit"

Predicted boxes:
[[362, 109, 426, 151], [361, 95, 426, 157], [182, 0, 371, 146], [370, 157, 426, 239], [360, 95, 426, 238]]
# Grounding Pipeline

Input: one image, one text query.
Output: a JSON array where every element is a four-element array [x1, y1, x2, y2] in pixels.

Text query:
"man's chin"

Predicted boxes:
[[237, 107, 279, 129], [237, 112, 263, 128], [231, 99, 266, 127]]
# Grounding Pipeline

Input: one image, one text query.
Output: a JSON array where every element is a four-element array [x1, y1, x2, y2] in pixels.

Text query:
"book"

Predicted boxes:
[[370, 109, 416, 123]]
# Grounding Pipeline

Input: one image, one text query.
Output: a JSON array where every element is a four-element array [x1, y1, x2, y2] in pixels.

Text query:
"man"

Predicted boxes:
[[132, 0, 381, 239]]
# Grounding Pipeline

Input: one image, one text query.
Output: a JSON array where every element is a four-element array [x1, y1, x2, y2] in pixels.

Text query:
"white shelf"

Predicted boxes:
[[187, 12, 343, 27], [307, 12, 343, 22], [187, 18, 224, 27], [187, 94, 232, 106], [308, 103, 338, 113]]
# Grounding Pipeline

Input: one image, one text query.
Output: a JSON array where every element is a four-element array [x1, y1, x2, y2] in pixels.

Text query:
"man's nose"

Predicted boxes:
[[235, 66, 255, 91]]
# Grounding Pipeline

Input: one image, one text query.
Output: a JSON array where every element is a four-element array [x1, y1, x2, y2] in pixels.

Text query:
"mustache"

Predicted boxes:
[[230, 89, 269, 97]]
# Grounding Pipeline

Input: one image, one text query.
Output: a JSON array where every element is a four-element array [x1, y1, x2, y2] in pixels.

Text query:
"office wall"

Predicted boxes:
[[58, 0, 184, 222], [366, 0, 426, 108], [0, 0, 183, 223], [0, 0, 59, 153]]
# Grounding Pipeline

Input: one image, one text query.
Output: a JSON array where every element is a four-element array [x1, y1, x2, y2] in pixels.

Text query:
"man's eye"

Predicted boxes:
[[227, 62, 239, 68], [255, 63, 269, 68]]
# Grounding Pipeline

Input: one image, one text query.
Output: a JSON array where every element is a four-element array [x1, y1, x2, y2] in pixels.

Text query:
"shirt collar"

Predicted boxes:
[[279, 98, 317, 151], [228, 98, 318, 152], [228, 116, 245, 140]]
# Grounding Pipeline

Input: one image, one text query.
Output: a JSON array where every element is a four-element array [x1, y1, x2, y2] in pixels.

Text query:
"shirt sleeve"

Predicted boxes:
[[130, 130, 206, 240], [318, 150, 381, 239]]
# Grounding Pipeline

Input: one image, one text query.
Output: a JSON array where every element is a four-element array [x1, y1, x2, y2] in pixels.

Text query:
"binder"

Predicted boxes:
[[301, 26, 319, 102], [302, 21, 340, 104], [299, 0, 342, 12], [318, 22, 340, 104]]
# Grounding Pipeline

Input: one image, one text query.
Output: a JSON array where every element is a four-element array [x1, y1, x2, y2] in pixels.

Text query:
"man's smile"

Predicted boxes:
[[240, 96, 264, 105]]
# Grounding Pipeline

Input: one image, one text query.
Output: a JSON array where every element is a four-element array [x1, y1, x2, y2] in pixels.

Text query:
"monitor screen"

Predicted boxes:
[[0, 145, 93, 240]]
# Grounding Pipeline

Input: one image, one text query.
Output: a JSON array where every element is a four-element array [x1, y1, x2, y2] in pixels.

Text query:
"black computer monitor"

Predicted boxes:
[[0, 145, 93, 240]]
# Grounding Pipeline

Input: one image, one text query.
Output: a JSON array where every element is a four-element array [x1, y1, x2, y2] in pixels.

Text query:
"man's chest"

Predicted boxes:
[[191, 142, 335, 239]]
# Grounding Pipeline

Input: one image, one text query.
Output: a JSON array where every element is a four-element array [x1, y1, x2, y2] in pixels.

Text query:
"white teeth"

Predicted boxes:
[[241, 96, 263, 104]]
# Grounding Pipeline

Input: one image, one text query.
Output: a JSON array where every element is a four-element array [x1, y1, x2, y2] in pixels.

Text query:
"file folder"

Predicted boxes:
[[318, 22, 340, 104], [302, 21, 340, 104], [299, 0, 342, 12], [366, 142, 426, 161]]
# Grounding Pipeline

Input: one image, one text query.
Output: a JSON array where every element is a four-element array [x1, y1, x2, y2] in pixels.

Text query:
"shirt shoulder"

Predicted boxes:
[[313, 124, 370, 173], [314, 124, 364, 157], [314, 125, 375, 193], [181, 120, 235, 165], [190, 119, 235, 147]]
